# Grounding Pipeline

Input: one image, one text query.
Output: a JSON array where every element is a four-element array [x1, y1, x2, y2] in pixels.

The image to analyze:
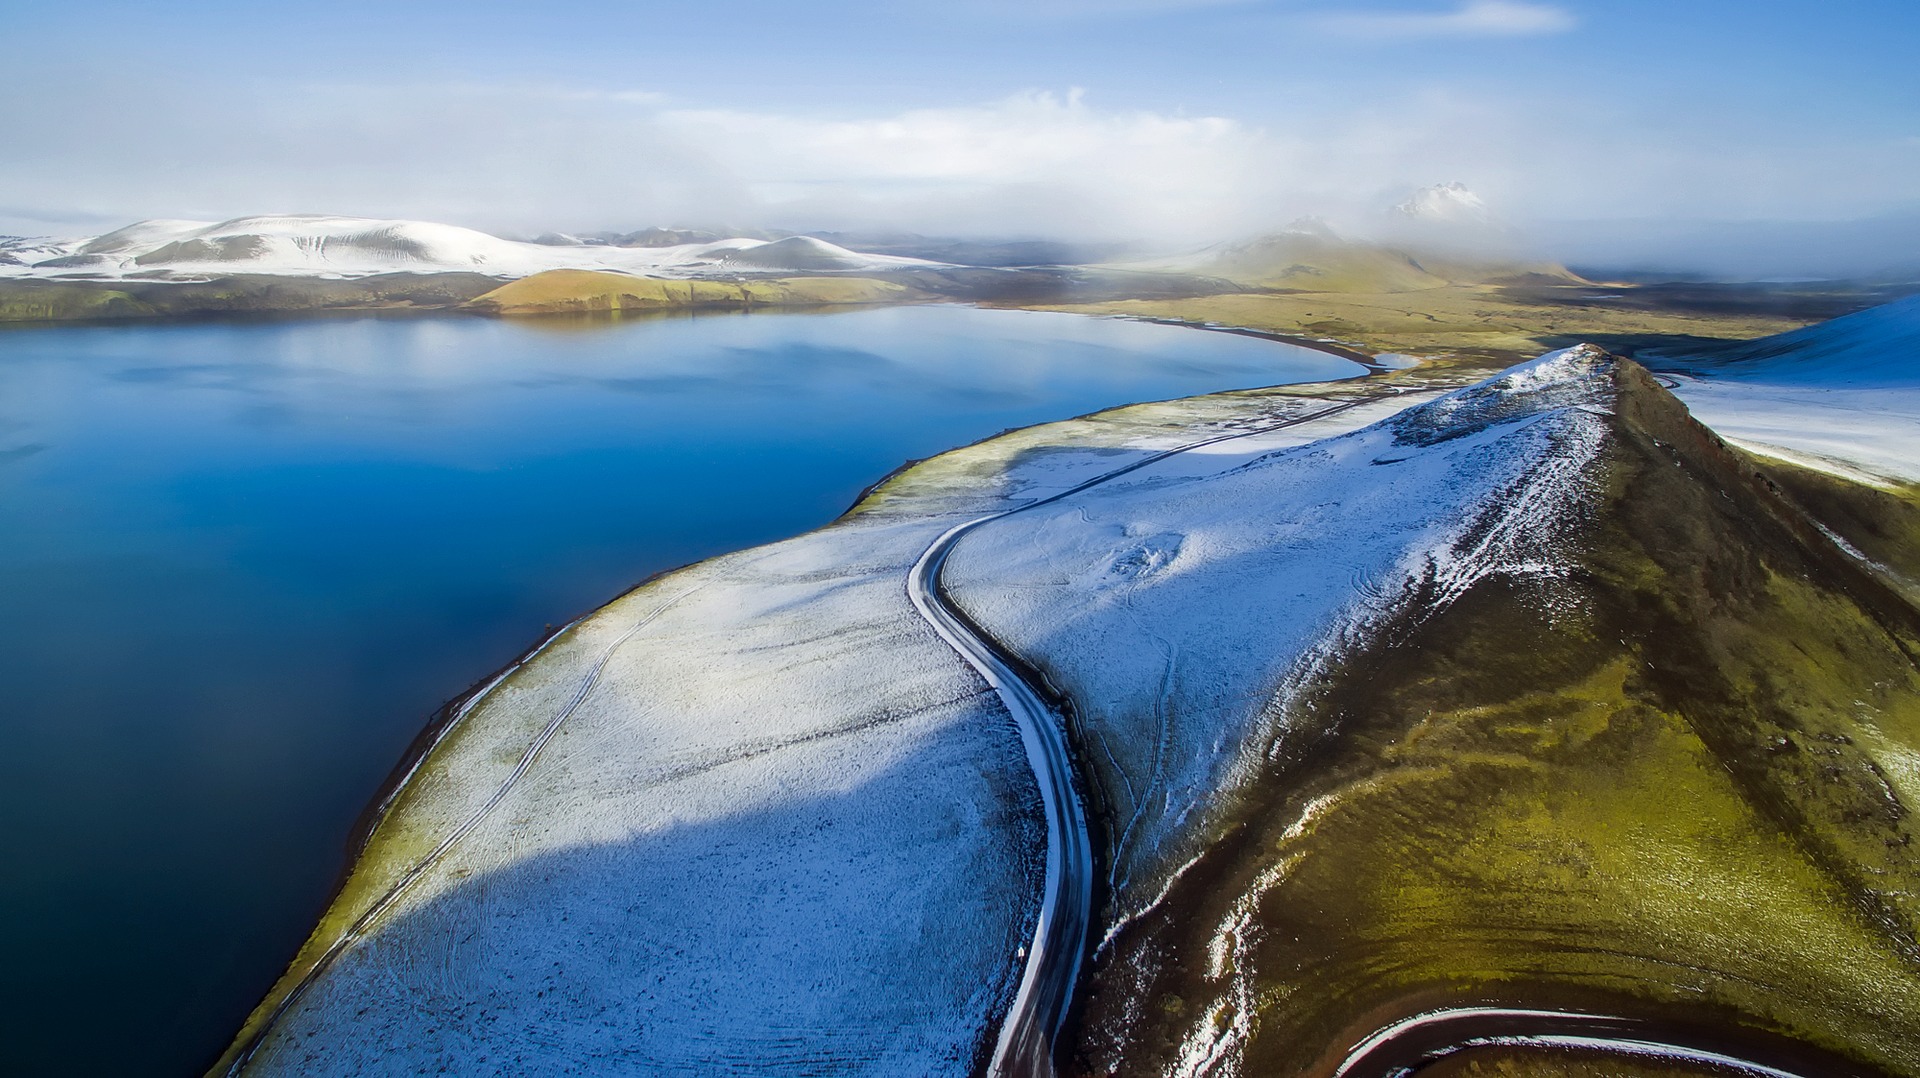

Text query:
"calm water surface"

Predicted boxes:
[[0, 305, 1359, 1074]]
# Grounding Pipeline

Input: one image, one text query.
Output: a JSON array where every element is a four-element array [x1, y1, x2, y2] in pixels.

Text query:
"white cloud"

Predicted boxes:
[[649, 90, 1269, 238], [1, 70, 1913, 270], [1313, 1, 1576, 40]]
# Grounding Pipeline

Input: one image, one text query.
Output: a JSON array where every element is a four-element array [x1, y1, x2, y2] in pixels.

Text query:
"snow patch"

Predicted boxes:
[[1392, 181, 1491, 225]]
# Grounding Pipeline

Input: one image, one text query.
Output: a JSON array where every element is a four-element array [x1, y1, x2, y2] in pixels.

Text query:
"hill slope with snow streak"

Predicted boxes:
[[1010, 353, 1920, 1078]]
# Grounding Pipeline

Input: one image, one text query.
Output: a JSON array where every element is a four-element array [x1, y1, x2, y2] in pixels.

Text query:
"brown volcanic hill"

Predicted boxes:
[[1060, 356, 1920, 1076]]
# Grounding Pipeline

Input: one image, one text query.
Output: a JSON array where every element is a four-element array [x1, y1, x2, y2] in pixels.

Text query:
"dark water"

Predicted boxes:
[[0, 305, 1359, 1075]]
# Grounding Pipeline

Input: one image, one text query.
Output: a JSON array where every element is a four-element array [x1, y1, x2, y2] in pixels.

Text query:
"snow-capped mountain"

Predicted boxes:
[[0, 235, 87, 266], [0, 214, 943, 281], [714, 235, 900, 272], [1391, 181, 1492, 225]]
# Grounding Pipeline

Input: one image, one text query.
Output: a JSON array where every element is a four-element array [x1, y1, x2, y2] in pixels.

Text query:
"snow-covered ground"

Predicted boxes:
[[243, 506, 1044, 1077], [232, 372, 1428, 1077], [0, 215, 941, 282], [942, 349, 1615, 924], [1659, 294, 1920, 484]]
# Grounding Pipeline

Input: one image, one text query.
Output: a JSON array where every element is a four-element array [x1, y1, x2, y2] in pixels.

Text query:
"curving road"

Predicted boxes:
[[908, 396, 1380, 1077], [909, 387, 1849, 1078]]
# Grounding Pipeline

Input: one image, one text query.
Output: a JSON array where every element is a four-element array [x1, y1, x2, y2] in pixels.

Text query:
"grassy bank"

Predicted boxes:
[[462, 269, 918, 315], [0, 273, 502, 322], [1017, 283, 1832, 369]]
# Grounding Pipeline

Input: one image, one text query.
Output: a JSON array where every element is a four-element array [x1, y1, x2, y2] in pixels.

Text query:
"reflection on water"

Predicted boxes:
[[0, 305, 1359, 1075]]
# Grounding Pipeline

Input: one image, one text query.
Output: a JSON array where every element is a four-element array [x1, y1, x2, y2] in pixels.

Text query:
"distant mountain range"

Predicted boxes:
[[0, 185, 1551, 290], [0, 215, 940, 281]]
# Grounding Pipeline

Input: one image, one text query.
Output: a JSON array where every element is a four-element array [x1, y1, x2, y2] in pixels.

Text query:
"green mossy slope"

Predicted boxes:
[[465, 269, 915, 315], [0, 273, 501, 322], [0, 280, 154, 320]]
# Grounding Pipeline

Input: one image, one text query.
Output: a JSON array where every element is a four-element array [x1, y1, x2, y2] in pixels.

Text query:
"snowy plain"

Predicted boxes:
[[1659, 293, 1920, 484]]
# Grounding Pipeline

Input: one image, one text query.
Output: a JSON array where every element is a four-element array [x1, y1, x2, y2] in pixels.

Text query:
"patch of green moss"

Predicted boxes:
[[0, 281, 152, 320]]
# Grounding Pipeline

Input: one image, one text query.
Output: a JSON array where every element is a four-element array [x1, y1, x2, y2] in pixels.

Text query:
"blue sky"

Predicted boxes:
[[4, 0, 1918, 267]]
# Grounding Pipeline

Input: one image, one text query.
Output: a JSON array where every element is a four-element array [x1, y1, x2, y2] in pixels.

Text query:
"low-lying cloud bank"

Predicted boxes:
[[4, 73, 1915, 278]]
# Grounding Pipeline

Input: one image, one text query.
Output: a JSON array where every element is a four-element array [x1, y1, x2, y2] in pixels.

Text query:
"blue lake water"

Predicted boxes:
[[0, 305, 1360, 1074]]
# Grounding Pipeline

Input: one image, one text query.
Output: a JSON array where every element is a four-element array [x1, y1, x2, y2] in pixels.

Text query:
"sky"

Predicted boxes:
[[4, 0, 1918, 272]]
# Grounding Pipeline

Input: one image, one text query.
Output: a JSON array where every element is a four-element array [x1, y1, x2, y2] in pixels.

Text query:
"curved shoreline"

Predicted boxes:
[[1094, 312, 1389, 370]]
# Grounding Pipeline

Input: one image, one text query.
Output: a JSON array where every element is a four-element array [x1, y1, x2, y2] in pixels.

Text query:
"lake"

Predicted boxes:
[[0, 304, 1361, 1074]]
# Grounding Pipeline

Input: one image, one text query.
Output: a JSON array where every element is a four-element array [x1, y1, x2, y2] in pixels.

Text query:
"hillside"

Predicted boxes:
[[939, 349, 1920, 1077], [0, 273, 502, 322], [1024, 227, 1849, 367], [1134, 221, 1581, 295], [463, 269, 916, 315]]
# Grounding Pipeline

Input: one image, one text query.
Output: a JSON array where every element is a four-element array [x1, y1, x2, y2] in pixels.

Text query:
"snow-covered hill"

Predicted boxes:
[[1654, 294, 1920, 483], [0, 214, 942, 281], [944, 348, 1611, 921], [715, 235, 900, 272], [1661, 293, 1920, 387], [216, 358, 1450, 1078]]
